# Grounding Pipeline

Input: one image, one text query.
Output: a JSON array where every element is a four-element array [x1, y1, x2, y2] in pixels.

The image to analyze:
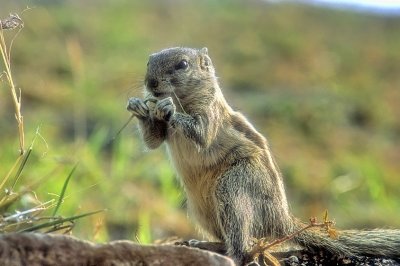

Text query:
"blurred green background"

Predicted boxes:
[[1, 0, 399, 243]]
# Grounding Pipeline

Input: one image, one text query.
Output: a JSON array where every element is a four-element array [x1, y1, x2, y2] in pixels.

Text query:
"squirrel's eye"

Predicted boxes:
[[175, 59, 189, 70]]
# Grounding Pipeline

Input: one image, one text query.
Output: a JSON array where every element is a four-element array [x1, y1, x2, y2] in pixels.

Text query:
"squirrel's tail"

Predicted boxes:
[[292, 218, 400, 258]]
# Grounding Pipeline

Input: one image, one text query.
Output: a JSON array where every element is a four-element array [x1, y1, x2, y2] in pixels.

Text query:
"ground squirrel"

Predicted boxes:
[[127, 47, 400, 265]]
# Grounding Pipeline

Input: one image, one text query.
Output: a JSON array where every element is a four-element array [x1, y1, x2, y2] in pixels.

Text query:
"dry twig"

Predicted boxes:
[[248, 211, 336, 266]]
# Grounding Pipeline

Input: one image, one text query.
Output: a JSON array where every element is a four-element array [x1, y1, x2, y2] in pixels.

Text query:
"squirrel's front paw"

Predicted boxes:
[[127, 97, 149, 119], [154, 97, 176, 121]]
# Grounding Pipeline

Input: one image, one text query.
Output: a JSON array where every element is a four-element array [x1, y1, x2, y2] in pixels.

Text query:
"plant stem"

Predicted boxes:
[[0, 14, 25, 155]]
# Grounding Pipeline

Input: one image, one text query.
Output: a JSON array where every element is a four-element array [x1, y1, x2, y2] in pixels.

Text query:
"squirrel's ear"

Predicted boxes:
[[199, 47, 213, 72], [200, 47, 208, 55]]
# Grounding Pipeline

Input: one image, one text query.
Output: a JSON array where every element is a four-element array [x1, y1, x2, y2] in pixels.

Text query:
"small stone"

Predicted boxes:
[[286, 255, 300, 266], [341, 258, 352, 264]]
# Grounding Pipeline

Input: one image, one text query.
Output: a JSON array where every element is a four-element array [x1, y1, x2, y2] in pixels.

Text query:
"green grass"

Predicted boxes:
[[1, 0, 399, 243]]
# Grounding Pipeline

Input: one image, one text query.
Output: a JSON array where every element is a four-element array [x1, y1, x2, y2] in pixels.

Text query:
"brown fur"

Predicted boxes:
[[127, 47, 400, 264]]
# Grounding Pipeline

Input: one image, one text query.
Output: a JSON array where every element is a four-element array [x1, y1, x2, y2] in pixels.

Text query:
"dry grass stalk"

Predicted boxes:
[[0, 13, 25, 154]]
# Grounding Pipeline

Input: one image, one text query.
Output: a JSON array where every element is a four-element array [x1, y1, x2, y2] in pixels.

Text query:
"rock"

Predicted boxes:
[[0, 233, 234, 266]]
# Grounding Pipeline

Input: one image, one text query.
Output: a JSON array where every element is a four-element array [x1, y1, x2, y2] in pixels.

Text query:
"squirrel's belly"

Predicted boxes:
[[165, 133, 208, 172], [166, 138, 224, 240], [185, 192, 223, 241]]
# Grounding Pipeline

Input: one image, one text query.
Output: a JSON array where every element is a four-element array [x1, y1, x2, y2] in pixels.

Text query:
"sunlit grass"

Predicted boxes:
[[0, 12, 103, 236]]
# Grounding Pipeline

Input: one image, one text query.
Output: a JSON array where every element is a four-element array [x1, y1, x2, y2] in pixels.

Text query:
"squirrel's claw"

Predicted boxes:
[[127, 97, 149, 118], [154, 97, 176, 121]]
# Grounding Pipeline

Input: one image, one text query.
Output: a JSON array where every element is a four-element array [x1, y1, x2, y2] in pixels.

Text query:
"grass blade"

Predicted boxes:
[[19, 209, 105, 233], [52, 163, 78, 217], [11, 147, 32, 190], [0, 155, 22, 193]]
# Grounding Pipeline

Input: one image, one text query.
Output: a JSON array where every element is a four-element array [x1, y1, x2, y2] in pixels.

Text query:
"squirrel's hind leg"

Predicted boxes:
[[214, 161, 261, 265]]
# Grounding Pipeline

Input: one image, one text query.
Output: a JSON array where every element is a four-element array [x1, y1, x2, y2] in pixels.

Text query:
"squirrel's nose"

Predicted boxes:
[[147, 78, 159, 89]]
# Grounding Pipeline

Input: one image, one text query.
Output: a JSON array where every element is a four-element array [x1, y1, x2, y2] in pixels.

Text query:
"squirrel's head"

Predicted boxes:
[[144, 47, 216, 98]]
